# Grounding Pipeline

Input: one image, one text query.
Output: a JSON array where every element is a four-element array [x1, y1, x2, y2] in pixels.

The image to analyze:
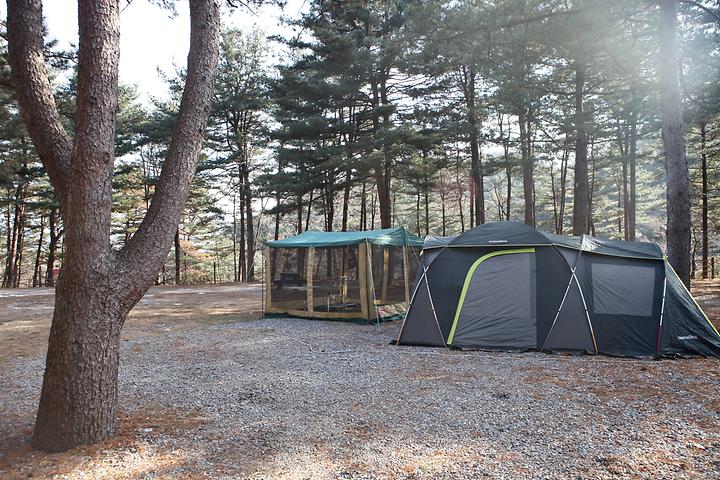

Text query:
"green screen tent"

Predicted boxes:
[[265, 227, 423, 322], [397, 222, 720, 357]]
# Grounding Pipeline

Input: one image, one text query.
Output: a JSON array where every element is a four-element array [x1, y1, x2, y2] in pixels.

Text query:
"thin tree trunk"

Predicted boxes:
[[239, 195, 246, 282], [572, 59, 590, 235], [305, 189, 313, 232], [416, 190, 421, 236], [424, 180, 430, 236], [33, 216, 45, 287], [518, 110, 534, 227], [45, 208, 61, 287], [701, 121, 708, 279], [454, 158, 465, 232], [174, 228, 182, 285], [243, 167, 254, 281], [628, 86, 638, 240], [441, 193, 446, 236], [359, 180, 367, 230], [232, 193, 238, 282], [3, 182, 26, 288], [341, 170, 351, 232], [659, 0, 691, 287], [462, 66, 485, 225]]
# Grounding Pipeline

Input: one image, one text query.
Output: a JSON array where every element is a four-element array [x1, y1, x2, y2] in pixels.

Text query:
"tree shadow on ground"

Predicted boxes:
[[0, 406, 208, 479]]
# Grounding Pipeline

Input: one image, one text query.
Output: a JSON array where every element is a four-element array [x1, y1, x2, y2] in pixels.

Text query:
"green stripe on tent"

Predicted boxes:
[[447, 248, 535, 345]]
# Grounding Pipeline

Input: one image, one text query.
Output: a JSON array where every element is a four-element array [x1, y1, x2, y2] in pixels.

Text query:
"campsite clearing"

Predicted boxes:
[[1, 282, 719, 479]]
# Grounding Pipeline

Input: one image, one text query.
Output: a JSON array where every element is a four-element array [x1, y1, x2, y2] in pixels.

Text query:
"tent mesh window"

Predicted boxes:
[[369, 245, 415, 305], [312, 246, 362, 313], [269, 247, 308, 311]]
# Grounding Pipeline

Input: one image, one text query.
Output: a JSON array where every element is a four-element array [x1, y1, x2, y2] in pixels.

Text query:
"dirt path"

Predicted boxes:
[[0, 281, 718, 479], [0, 283, 265, 362]]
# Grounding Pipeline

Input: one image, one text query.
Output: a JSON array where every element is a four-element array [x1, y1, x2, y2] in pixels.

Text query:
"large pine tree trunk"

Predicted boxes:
[[659, 0, 691, 287], [33, 246, 122, 451], [572, 59, 590, 235], [7, 0, 221, 451]]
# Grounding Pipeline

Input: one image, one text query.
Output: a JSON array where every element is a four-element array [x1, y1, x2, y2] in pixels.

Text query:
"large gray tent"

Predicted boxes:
[[397, 222, 720, 357]]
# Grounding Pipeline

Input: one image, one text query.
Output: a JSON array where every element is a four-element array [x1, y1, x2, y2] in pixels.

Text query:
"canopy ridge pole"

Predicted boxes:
[[365, 239, 380, 325], [657, 277, 668, 354], [541, 247, 581, 351]]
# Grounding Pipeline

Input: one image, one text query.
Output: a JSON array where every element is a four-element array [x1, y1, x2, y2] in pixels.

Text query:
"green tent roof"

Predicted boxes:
[[267, 227, 423, 248]]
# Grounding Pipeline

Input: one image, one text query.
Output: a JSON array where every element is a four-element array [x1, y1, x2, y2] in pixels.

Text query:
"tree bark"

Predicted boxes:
[[659, 0, 691, 287], [701, 121, 708, 279], [461, 66, 485, 225], [572, 59, 590, 235], [33, 216, 45, 287], [174, 228, 182, 285], [518, 109, 535, 227], [242, 158, 254, 281], [7, 0, 221, 451], [370, 72, 392, 229]]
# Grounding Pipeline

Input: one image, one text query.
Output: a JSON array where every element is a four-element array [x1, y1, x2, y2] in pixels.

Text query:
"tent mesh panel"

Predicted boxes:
[[269, 243, 420, 318], [369, 245, 419, 305], [311, 246, 362, 313], [269, 247, 308, 311]]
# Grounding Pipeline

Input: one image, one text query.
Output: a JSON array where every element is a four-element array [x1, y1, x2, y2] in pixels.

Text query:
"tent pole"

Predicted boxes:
[[541, 248, 581, 351], [403, 244, 410, 302], [359, 242, 370, 321], [541, 274, 574, 351], [396, 265, 445, 347], [381, 248, 390, 302], [575, 274, 598, 353], [571, 251, 598, 353], [424, 269, 446, 347], [365, 240, 380, 324], [657, 276, 667, 354], [264, 246, 272, 313], [306, 246, 314, 313]]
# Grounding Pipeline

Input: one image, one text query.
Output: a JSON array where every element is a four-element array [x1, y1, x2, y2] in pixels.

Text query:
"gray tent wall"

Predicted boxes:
[[397, 222, 720, 357]]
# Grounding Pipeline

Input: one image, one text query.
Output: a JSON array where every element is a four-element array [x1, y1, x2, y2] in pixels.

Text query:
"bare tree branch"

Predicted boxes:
[[6, 0, 72, 204], [116, 0, 221, 303], [679, 0, 720, 23]]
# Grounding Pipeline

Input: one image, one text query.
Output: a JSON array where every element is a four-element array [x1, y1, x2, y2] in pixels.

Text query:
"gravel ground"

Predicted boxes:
[[1, 285, 720, 479]]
